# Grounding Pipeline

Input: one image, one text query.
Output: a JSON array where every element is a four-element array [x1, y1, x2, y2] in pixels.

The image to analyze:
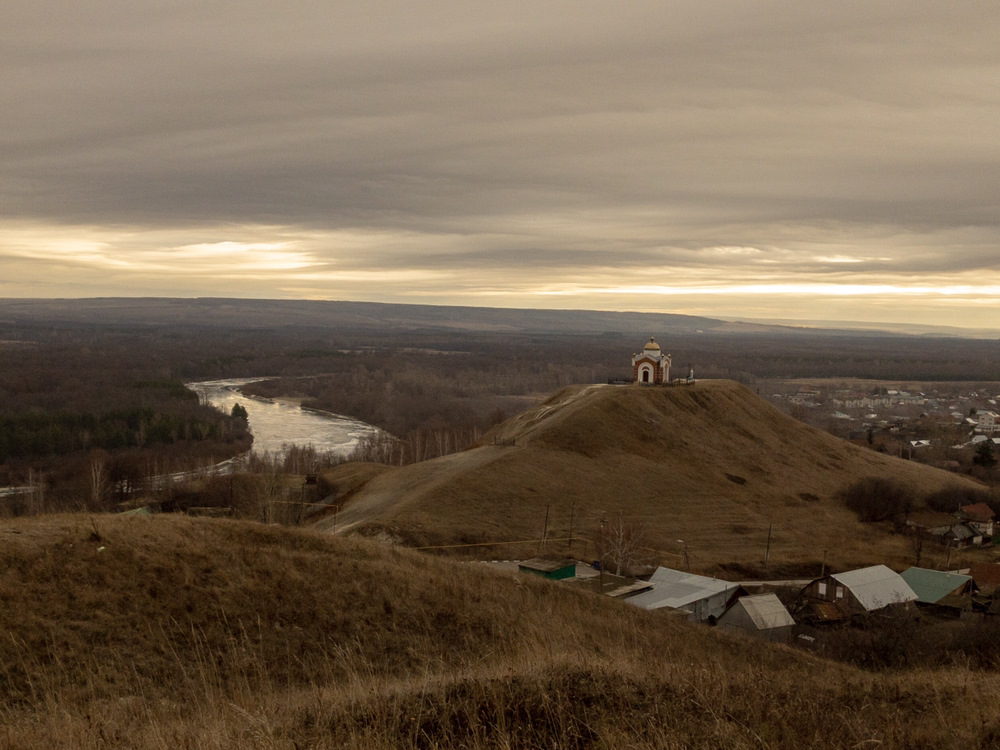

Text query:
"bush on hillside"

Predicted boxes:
[[840, 477, 915, 523], [820, 614, 1000, 671], [820, 611, 923, 670], [924, 485, 991, 514]]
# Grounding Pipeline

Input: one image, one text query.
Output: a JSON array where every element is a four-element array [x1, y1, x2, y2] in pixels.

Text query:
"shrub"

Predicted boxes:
[[840, 477, 914, 522]]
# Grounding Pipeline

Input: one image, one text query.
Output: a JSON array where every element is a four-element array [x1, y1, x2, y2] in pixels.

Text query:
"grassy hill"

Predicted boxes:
[[314, 380, 985, 573], [5, 513, 1000, 748]]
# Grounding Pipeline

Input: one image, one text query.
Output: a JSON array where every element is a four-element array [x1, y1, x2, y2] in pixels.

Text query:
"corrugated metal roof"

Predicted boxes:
[[900, 567, 972, 604], [626, 567, 740, 611], [808, 600, 849, 622], [906, 511, 959, 530], [563, 572, 652, 598], [831, 565, 917, 610], [735, 594, 796, 630]]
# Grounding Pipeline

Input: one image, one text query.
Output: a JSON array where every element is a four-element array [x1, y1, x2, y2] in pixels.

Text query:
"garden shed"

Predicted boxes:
[[518, 558, 577, 581], [718, 593, 796, 643]]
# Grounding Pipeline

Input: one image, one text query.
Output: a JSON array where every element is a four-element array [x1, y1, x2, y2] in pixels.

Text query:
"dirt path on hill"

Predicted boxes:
[[312, 445, 510, 534], [504, 383, 611, 440], [316, 385, 612, 535]]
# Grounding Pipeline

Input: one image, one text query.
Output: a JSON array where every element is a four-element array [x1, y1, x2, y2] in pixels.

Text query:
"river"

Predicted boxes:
[[186, 378, 380, 459]]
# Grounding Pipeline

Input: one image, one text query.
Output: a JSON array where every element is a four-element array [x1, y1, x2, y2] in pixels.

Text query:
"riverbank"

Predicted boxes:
[[186, 379, 380, 459]]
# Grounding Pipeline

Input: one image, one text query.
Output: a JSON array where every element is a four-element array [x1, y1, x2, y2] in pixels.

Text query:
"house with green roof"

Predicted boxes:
[[900, 567, 976, 615]]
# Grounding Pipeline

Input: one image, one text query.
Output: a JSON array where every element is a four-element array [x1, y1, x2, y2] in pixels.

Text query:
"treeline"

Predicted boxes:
[[0, 406, 245, 461], [0, 329, 253, 489]]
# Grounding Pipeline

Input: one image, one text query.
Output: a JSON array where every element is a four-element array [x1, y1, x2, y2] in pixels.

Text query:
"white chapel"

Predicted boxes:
[[632, 337, 671, 385]]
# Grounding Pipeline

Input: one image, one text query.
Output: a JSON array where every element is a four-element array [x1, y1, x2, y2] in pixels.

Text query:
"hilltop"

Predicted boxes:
[[315, 380, 984, 571], [5, 512, 1000, 748]]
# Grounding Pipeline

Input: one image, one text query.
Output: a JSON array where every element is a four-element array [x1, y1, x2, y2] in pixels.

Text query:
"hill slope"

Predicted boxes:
[[315, 380, 983, 571], [5, 513, 1000, 748], [0, 297, 756, 335]]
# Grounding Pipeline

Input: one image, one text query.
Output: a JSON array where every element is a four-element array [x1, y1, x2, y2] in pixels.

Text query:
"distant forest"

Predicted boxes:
[[1, 298, 999, 493]]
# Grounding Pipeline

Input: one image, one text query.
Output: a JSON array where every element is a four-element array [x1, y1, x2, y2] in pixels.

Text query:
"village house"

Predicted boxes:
[[631, 337, 671, 385], [624, 567, 745, 622], [970, 435, 1000, 447], [959, 503, 995, 540], [717, 593, 796, 643], [976, 410, 999, 433], [905, 510, 984, 548], [900, 567, 976, 617], [799, 565, 917, 622]]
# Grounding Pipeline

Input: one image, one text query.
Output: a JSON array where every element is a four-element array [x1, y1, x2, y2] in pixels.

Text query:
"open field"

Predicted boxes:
[[6, 513, 1000, 748], [315, 380, 989, 573]]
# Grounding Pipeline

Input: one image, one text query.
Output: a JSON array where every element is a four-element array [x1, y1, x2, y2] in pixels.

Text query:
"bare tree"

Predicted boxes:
[[906, 530, 925, 567], [251, 466, 285, 524], [596, 512, 652, 576], [88, 450, 110, 510]]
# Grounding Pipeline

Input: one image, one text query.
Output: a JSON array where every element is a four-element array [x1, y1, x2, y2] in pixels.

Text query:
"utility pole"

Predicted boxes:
[[568, 502, 576, 553], [600, 512, 606, 592], [764, 521, 772, 567]]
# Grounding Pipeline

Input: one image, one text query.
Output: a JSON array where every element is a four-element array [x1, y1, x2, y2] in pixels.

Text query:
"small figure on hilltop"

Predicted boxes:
[[632, 336, 671, 385]]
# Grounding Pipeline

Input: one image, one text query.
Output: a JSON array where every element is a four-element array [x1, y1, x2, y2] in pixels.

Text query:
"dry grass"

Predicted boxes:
[[315, 380, 984, 572], [5, 514, 1000, 748]]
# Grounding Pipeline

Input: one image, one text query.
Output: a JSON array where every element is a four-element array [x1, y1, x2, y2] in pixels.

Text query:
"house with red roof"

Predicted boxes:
[[960, 503, 995, 540]]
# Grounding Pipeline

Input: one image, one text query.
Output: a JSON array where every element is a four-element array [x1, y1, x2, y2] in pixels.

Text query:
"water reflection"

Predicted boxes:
[[186, 378, 380, 458]]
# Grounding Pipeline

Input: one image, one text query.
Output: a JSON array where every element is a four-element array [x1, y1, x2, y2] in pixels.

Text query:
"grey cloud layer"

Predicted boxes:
[[3, 1, 999, 292]]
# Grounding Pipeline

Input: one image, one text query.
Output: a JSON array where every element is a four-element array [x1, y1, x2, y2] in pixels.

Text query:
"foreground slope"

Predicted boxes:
[[316, 380, 982, 570], [5, 513, 1000, 748]]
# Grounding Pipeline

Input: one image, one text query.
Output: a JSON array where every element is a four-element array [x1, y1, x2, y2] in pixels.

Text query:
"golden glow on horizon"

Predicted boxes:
[[2, 222, 1000, 330], [542, 283, 1000, 297]]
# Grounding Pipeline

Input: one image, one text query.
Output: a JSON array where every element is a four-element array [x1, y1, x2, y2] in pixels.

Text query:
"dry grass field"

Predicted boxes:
[[315, 380, 986, 573], [6, 513, 1000, 748]]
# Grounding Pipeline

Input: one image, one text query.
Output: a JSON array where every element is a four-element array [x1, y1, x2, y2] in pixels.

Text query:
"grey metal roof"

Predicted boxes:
[[626, 567, 740, 611], [735, 594, 796, 630], [831, 565, 917, 610]]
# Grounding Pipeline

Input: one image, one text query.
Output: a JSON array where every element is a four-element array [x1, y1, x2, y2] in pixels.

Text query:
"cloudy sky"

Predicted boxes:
[[3, 1, 999, 328]]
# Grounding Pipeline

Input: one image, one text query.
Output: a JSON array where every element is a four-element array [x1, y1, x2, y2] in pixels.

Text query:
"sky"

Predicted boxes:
[[3, 2, 999, 329]]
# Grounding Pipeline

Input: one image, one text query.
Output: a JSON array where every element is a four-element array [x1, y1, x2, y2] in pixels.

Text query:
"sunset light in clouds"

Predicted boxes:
[[3, 2, 999, 330]]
